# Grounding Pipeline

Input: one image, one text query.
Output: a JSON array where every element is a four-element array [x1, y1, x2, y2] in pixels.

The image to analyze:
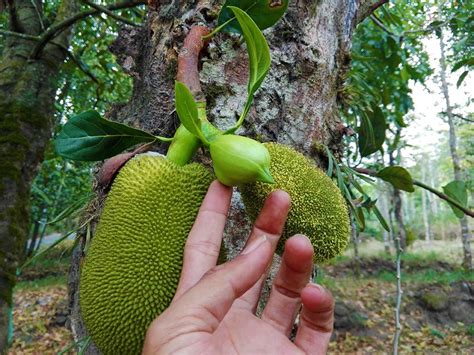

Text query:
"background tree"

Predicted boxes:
[[0, 0, 145, 349], [436, 0, 472, 270]]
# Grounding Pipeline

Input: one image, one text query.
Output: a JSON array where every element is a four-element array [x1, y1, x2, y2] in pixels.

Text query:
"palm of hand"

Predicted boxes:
[[143, 182, 334, 355]]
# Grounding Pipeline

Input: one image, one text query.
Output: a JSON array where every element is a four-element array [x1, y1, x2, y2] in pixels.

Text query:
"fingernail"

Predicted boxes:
[[242, 235, 268, 255], [308, 283, 326, 293]]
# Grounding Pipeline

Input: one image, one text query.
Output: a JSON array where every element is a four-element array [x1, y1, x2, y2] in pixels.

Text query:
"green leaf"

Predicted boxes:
[[373, 205, 390, 232], [232, 6, 271, 98], [44, 193, 93, 225], [358, 105, 386, 157], [456, 70, 469, 88], [55, 111, 157, 161], [352, 206, 365, 231], [376, 166, 415, 192], [442, 180, 468, 218], [225, 6, 271, 133], [218, 0, 288, 34], [452, 57, 474, 72], [175, 81, 209, 145]]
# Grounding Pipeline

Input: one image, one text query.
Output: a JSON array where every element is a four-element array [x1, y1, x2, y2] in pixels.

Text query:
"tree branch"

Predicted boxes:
[[0, 28, 98, 83], [177, 26, 210, 99], [31, 0, 146, 59], [0, 28, 39, 40], [354, 167, 474, 218], [450, 112, 474, 123], [82, 0, 140, 27], [370, 14, 394, 36], [357, 0, 389, 24]]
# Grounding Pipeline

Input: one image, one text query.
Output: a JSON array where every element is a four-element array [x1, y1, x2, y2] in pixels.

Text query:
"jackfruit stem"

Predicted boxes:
[[166, 125, 201, 166]]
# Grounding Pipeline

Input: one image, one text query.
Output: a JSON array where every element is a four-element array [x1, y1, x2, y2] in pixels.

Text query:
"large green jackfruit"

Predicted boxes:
[[239, 143, 350, 262], [80, 154, 213, 354]]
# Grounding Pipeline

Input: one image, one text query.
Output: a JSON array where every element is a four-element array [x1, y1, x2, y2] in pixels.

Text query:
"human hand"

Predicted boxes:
[[143, 181, 335, 355]]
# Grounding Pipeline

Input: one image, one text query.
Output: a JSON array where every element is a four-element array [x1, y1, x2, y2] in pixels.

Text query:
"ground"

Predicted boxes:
[[7, 240, 474, 354]]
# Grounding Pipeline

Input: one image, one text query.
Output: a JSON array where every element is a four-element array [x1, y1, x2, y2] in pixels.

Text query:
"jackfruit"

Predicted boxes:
[[210, 134, 274, 186], [80, 154, 213, 354], [239, 143, 350, 262]]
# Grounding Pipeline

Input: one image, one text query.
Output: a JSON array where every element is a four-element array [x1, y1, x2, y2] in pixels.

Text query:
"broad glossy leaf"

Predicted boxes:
[[175, 81, 209, 144], [358, 105, 386, 157], [442, 180, 468, 218], [230, 7, 271, 95], [218, 0, 288, 34], [376, 166, 415, 192], [226, 6, 271, 132], [55, 111, 156, 161]]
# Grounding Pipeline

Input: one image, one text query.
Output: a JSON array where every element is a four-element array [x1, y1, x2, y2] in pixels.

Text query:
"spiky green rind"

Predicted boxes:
[[80, 155, 213, 354], [239, 143, 350, 263]]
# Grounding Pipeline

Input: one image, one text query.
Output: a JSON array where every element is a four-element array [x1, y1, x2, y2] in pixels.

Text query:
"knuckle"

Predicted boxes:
[[185, 239, 220, 259]]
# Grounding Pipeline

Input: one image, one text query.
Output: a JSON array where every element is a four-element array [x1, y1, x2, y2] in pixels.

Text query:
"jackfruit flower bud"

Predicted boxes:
[[209, 135, 275, 186]]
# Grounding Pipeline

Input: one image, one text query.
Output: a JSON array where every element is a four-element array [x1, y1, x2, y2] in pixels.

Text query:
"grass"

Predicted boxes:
[[376, 269, 474, 284]]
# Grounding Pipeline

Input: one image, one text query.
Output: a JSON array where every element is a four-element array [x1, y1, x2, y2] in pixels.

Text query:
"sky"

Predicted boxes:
[[403, 35, 472, 165]]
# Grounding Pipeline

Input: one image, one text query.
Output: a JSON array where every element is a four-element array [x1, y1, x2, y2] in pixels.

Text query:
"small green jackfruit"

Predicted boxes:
[[80, 154, 213, 354], [239, 143, 350, 262], [210, 134, 274, 186]]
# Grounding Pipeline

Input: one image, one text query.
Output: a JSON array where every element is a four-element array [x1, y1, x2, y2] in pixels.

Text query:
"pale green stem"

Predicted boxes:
[[202, 17, 235, 39]]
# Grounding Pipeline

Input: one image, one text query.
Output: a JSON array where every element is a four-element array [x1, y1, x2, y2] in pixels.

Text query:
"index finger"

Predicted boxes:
[[174, 181, 232, 300]]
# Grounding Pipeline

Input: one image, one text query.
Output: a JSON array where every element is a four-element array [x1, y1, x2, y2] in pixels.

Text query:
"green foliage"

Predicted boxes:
[[442, 180, 468, 218], [55, 111, 159, 161], [174, 82, 209, 144], [218, 0, 288, 34], [226, 6, 271, 133], [358, 104, 386, 157], [376, 166, 415, 192], [439, 0, 474, 87], [343, 3, 431, 158], [29, 145, 93, 236]]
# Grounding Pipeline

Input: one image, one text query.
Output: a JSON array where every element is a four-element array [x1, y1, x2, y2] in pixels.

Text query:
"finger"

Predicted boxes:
[[174, 181, 232, 299], [261, 235, 314, 336], [234, 190, 291, 311], [295, 284, 335, 355], [161, 235, 273, 333]]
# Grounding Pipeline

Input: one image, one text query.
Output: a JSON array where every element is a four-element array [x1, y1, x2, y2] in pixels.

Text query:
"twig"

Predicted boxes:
[[29, 0, 45, 30], [354, 167, 474, 218], [31, 0, 146, 59], [370, 12, 450, 38], [370, 14, 395, 36], [0, 28, 40, 40], [451, 112, 474, 123], [56, 43, 99, 83], [393, 228, 403, 354], [0, 28, 99, 82], [81, 0, 140, 27]]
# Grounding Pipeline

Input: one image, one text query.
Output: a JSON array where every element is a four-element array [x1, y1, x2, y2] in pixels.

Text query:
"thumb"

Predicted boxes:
[[169, 235, 272, 329]]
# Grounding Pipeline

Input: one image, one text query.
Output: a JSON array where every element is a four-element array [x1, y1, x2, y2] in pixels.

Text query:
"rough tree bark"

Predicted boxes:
[[0, 0, 78, 350], [438, 19, 472, 270], [67, 0, 388, 352]]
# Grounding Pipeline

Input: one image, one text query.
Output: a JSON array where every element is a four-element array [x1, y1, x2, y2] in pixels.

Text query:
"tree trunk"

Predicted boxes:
[[0, 0, 77, 350], [437, 14, 472, 270], [67, 1, 386, 352]]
